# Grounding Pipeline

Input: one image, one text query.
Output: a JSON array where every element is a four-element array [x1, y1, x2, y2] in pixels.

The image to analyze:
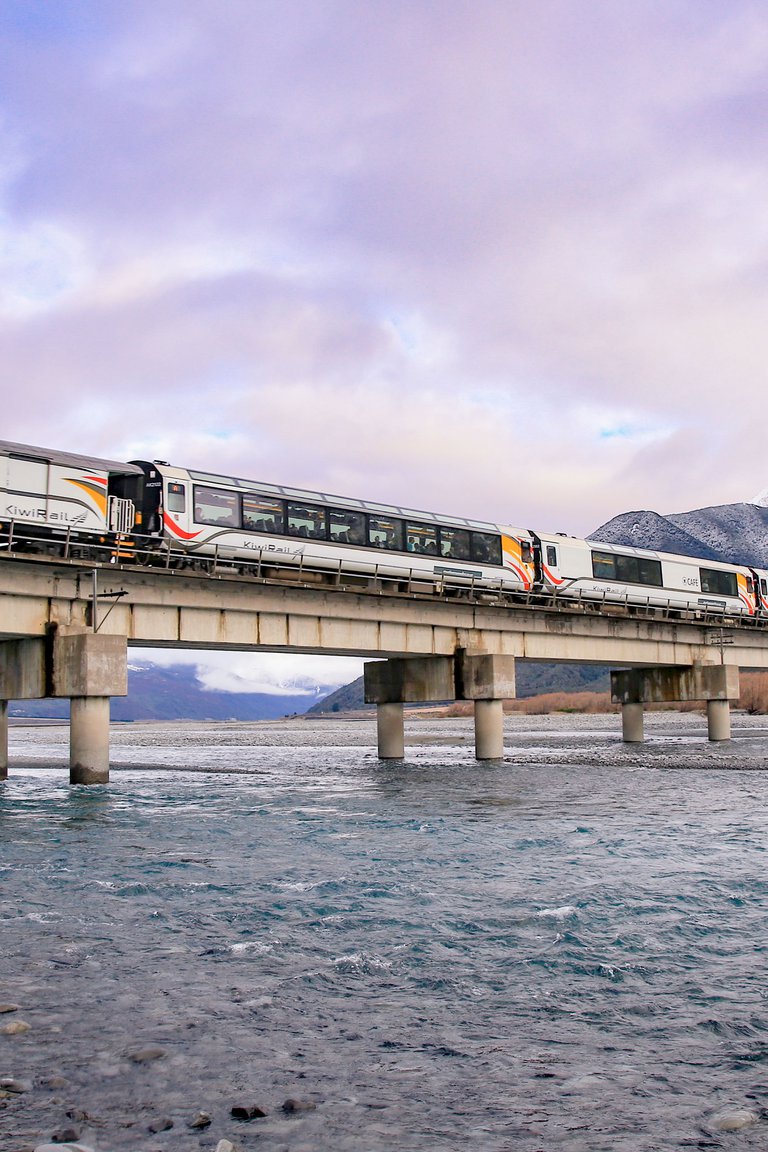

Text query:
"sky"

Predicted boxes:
[[3, 0, 768, 696]]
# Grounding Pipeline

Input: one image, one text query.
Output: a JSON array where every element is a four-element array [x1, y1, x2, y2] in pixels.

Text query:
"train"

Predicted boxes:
[[1, 438, 767, 620]]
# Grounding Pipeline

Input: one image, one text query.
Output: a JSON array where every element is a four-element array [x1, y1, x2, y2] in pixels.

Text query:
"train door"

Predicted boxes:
[[106, 470, 141, 534], [164, 479, 188, 535], [128, 461, 163, 536], [502, 533, 537, 589], [750, 569, 768, 615], [539, 536, 565, 590]]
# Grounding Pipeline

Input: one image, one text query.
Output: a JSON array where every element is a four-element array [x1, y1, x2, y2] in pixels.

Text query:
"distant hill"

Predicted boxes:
[[591, 502, 768, 568], [8, 663, 323, 722], [309, 663, 611, 714]]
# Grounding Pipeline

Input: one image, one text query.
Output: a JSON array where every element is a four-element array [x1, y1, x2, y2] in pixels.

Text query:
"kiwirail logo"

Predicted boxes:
[[4, 504, 86, 524], [242, 540, 305, 556]]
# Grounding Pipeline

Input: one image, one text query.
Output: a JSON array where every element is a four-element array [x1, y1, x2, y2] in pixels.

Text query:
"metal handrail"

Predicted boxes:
[[2, 519, 768, 631]]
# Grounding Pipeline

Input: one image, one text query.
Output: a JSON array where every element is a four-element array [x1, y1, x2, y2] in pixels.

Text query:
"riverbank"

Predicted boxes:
[[7, 711, 768, 773]]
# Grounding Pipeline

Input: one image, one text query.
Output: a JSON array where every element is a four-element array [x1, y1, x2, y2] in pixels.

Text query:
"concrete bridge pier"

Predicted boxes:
[[0, 638, 47, 782], [0, 700, 7, 780], [376, 702, 405, 759], [365, 651, 516, 761], [621, 702, 645, 743], [707, 698, 731, 742], [611, 664, 739, 743], [69, 697, 112, 784], [53, 632, 127, 784], [0, 632, 127, 784], [365, 656, 455, 760], [457, 652, 516, 761], [474, 699, 505, 760]]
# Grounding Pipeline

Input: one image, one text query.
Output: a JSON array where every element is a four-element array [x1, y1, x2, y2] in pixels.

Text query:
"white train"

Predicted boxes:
[[1, 439, 766, 619]]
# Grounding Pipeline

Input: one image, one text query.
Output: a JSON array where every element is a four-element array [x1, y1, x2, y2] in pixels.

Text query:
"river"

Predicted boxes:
[[2, 712, 768, 1151]]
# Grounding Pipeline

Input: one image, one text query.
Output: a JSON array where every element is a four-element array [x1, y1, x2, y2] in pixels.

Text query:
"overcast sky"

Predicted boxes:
[[4, 1, 768, 694]]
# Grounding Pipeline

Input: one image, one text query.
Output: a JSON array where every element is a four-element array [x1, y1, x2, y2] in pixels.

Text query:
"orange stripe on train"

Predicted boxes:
[[65, 477, 107, 517]]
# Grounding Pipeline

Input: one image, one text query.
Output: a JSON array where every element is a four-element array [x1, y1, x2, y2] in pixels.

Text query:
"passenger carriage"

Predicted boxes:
[[1, 439, 766, 619], [129, 459, 538, 593], [534, 532, 759, 617], [0, 440, 138, 557]]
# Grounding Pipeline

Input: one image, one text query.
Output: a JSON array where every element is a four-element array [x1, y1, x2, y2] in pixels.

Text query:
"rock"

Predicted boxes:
[[50, 1127, 80, 1144], [188, 1110, 212, 1128], [1, 1019, 31, 1035], [148, 1115, 174, 1133], [282, 1098, 317, 1113], [39, 1075, 67, 1089], [215, 1142, 243, 1152], [126, 1045, 166, 1063], [711, 1108, 759, 1132], [0, 1077, 32, 1093], [0, 1003, 20, 1013], [65, 1108, 89, 1122], [231, 1103, 268, 1120]]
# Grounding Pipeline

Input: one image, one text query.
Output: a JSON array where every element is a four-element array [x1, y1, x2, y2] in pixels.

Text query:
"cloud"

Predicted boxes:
[[2, 1, 768, 685], [131, 648, 364, 697]]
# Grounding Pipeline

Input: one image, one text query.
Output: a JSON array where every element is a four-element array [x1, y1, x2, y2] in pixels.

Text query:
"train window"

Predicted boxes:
[[167, 482, 186, 513], [619, 555, 659, 585], [471, 532, 502, 566], [615, 555, 637, 583], [546, 545, 557, 567], [636, 558, 663, 586], [368, 515, 403, 550], [603, 553, 663, 586], [440, 527, 471, 561], [193, 486, 240, 527], [405, 522, 438, 555], [243, 494, 284, 534], [287, 502, 326, 540], [700, 567, 738, 597], [329, 509, 365, 545], [762, 580, 767, 596], [592, 551, 617, 579]]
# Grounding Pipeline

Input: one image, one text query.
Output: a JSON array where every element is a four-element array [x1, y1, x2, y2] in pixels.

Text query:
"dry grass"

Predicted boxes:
[[423, 673, 768, 718], [434, 701, 474, 718], [738, 672, 768, 714], [505, 691, 618, 714], [434, 692, 617, 717]]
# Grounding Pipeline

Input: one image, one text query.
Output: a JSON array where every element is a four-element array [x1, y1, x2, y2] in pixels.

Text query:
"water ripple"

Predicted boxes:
[[3, 715, 768, 1150]]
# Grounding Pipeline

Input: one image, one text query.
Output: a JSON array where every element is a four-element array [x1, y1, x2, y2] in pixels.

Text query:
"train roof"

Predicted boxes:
[[142, 460, 513, 534], [0, 440, 142, 475], [584, 535, 755, 571]]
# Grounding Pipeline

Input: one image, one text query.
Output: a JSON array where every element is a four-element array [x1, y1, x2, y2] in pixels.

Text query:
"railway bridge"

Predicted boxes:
[[1, 551, 766, 783]]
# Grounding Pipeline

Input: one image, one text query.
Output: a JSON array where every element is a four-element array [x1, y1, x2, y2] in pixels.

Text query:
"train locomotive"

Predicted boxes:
[[1, 439, 766, 620]]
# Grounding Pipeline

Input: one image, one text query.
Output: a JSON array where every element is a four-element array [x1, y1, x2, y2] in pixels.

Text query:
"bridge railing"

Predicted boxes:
[[1, 519, 766, 631]]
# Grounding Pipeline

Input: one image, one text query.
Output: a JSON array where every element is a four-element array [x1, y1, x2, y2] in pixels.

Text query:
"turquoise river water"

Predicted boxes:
[[2, 713, 768, 1151]]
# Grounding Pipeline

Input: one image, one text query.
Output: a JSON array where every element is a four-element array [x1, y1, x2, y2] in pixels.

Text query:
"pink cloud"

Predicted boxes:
[[2, 0, 768, 541]]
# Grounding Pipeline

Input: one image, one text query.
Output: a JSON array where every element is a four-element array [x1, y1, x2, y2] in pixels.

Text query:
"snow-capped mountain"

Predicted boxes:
[[9, 663, 323, 722], [590, 501, 768, 568]]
